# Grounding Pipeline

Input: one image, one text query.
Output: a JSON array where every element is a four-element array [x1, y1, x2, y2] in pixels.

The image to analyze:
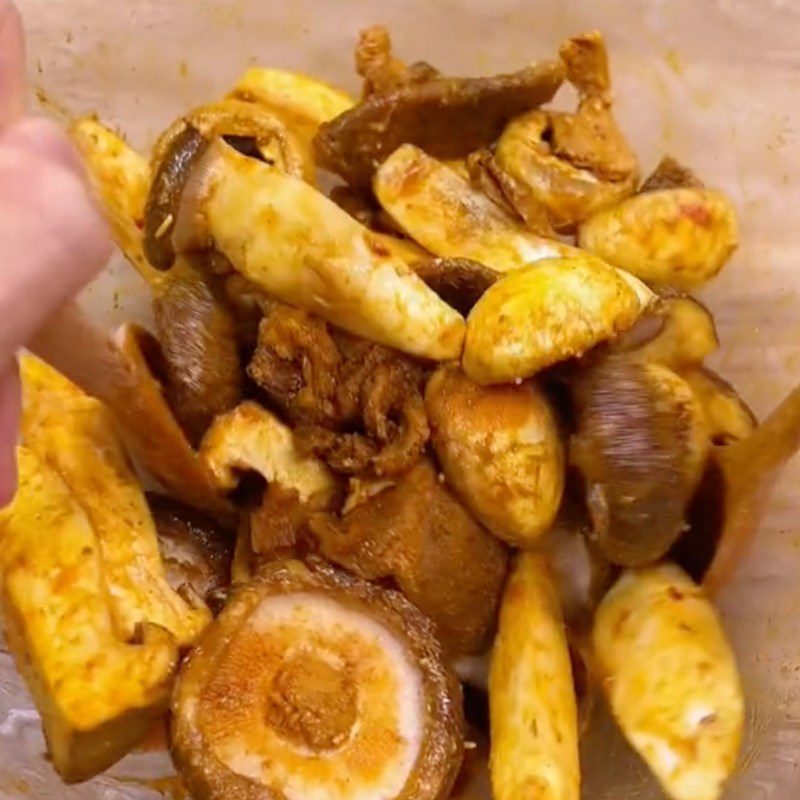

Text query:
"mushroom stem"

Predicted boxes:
[[173, 140, 465, 360]]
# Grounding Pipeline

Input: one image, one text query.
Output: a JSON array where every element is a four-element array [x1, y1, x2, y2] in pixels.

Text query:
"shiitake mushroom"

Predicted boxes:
[[425, 365, 564, 546], [141, 118, 247, 444], [144, 100, 309, 270], [147, 493, 234, 612], [412, 257, 499, 316], [144, 125, 209, 271], [171, 558, 464, 800], [152, 273, 244, 445], [570, 357, 709, 566], [681, 366, 757, 446], [612, 291, 719, 369]]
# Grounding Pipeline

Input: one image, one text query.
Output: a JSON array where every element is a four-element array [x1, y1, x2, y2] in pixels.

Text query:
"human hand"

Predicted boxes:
[[0, 0, 112, 504]]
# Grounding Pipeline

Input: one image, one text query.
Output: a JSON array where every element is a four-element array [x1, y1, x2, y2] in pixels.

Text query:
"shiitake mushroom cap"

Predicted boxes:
[[171, 558, 464, 800], [570, 357, 708, 566]]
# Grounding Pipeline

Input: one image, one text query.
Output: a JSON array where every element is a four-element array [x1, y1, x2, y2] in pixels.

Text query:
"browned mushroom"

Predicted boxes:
[[151, 271, 244, 445], [640, 155, 704, 193], [411, 257, 499, 315], [571, 358, 709, 566], [314, 58, 564, 188], [681, 366, 757, 446], [144, 100, 310, 270], [248, 305, 430, 477], [492, 32, 638, 232], [308, 458, 509, 654], [148, 493, 234, 610], [355, 25, 441, 97], [171, 558, 465, 800]]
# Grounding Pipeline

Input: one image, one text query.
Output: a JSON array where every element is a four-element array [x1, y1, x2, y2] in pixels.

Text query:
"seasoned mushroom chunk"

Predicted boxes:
[[571, 359, 709, 566], [114, 324, 233, 519], [248, 305, 430, 477], [490, 553, 580, 800], [199, 401, 338, 505], [148, 493, 234, 608], [21, 355, 212, 648], [171, 559, 464, 800], [426, 366, 564, 546], [593, 565, 744, 800], [493, 32, 638, 231], [578, 187, 739, 288], [0, 447, 178, 783], [152, 274, 244, 445], [463, 257, 647, 384], [314, 59, 564, 188], [308, 459, 509, 655]]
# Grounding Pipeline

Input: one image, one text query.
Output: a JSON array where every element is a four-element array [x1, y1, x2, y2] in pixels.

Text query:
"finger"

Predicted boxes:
[[3, 114, 84, 174], [0, 118, 112, 365], [0, 0, 25, 129], [0, 362, 20, 507]]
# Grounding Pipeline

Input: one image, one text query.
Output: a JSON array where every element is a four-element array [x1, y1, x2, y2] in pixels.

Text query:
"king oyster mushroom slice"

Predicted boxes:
[[169, 138, 465, 361]]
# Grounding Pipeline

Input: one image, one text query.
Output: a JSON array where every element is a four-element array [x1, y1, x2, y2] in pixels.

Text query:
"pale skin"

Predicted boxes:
[[0, 0, 111, 504]]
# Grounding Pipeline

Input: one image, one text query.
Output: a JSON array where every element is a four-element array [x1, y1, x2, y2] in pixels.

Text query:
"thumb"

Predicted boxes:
[[0, 362, 20, 507]]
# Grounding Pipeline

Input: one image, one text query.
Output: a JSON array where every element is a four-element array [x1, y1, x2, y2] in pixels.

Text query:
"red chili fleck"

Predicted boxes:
[[680, 203, 712, 227], [366, 235, 390, 257]]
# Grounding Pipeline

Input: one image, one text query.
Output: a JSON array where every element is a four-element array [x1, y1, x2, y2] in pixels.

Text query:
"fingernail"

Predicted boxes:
[[0, 362, 21, 507]]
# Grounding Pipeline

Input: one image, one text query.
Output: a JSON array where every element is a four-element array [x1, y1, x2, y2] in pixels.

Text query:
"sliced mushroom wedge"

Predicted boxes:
[[490, 552, 580, 800], [375, 144, 575, 271], [578, 187, 739, 288], [593, 565, 744, 800], [199, 401, 338, 506], [463, 257, 646, 383], [72, 118, 244, 444], [314, 58, 564, 188], [170, 139, 465, 360], [114, 324, 234, 519]]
